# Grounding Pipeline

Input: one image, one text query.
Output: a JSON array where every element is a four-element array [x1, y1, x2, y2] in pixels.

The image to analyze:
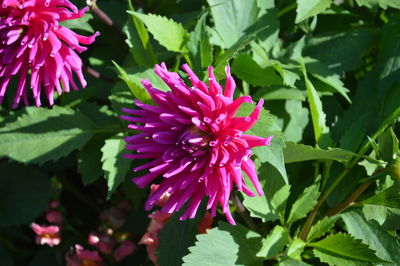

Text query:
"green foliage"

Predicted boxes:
[[307, 216, 339, 242], [295, 0, 331, 23], [0, 106, 95, 164], [0, 162, 54, 227], [310, 233, 386, 265], [183, 223, 263, 265], [256, 225, 289, 258], [101, 136, 131, 199], [360, 183, 400, 208]]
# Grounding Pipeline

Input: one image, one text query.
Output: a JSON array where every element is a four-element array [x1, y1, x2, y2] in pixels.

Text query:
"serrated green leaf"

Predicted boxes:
[[124, 1, 157, 68], [256, 226, 289, 258], [300, 58, 329, 145], [101, 137, 131, 199], [0, 106, 95, 164], [287, 238, 306, 260], [284, 100, 309, 143], [207, 0, 260, 48], [287, 178, 320, 225], [232, 54, 282, 87], [355, 0, 400, 9], [0, 162, 54, 227], [307, 216, 339, 242], [183, 222, 263, 266], [295, 0, 331, 24], [283, 142, 355, 164], [131, 12, 189, 53], [188, 12, 213, 71], [361, 183, 400, 208], [311, 233, 386, 265], [157, 211, 202, 266], [342, 209, 400, 264]]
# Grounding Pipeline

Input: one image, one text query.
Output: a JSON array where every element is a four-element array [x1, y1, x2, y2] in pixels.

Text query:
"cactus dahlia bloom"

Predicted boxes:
[[121, 63, 272, 225], [0, 0, 99, 107]]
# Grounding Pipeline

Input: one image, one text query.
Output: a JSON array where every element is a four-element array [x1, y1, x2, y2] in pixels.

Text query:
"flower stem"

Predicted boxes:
[[89, 4, 126, 40], [232, 193, 259, 233], [325, 182, 372, 217]]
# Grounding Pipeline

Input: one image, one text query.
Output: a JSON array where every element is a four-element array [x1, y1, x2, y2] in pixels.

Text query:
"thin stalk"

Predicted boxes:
[[277, 3, 297, 18], [232, 193, 259, 233], [90, 4, 126, 40], [325, 182, 372, 217]]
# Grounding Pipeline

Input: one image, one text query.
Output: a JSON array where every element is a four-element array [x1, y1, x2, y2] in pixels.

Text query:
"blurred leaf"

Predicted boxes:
[[284, 100, 309, 143], [256, 225, 289, 258], [183, 223, 263, 265], [101, 136, 131, 199], [0, 106, 95, 164], [355, 0, 400, 9], [231, 54, 282, 86], [342, 209, 400, 264], [360, 183, 400, 208], [59, 13, 94, 32], [295, 0, 331, 23], [131, 12, 189, 53], [157, 212, 202, 266], [0, 162, 54, 227], [307, 216, 339, 242], [0, 241, 13, 266], [303, 29, 378, 72], [188, 12, 213, 71], [207, 0, 260, 48], [283, 142, 355, 163], [287, 177, 320, 225], [279, 257, 311, 266], [310, 233, 386, 265]]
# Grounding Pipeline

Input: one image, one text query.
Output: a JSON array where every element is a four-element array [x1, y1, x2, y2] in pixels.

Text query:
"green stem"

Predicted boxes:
[[232, 193, 259, 233], [277, 3, 297, 18]]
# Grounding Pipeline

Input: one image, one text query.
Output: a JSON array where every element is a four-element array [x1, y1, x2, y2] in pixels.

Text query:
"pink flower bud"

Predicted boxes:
[[114, 240, 137, 262], [46, 210, 63, 224]]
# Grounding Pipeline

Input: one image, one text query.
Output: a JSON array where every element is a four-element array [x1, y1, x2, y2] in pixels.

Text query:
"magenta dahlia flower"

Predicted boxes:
[[0, 0, 99, 107], [121, 63, 272, 225]]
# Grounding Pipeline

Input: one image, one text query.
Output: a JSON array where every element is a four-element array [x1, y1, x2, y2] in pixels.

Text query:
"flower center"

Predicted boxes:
[[177, 127, 211, 154]]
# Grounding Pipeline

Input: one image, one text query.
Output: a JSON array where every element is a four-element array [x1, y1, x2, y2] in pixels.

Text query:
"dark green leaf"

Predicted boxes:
[[361, 183, 400, 208], [307, 216, 339, 242], [256, 225, 289, 258], [0, 162, 54, 227]]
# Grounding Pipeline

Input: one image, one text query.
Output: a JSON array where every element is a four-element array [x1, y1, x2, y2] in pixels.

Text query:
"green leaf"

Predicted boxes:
[[355, 0, 400, 9], [77, 136, 105, 186], [0, 106, 95, 164], [283, 142, 355, 164], [214, 26, 268, 78], [307, 216, 339, 242], [303, 29, 378, 72], [341, 209, 400, 264], [287, 177, 320, 225], [183, 222, 263, 265], [361, 183, 400, 208], [0, 162, 54, 227], [101, 136, 131, 199], [286, 238, 306, 260], [231, 54, 282, 87], [207, 0, 260, 48], [310, 233, 386, 265], [295, 0, 331, 23], [59, 13, 94, 32], [188, 12, 213, 71], [157, 212, 202, 266], [130, 12, 189, 53], [279, 257, 311, 266], [124, 1, 157, 68], [256, 226, 289, 258], [300, 58, 329, 145], [304, 58, 350, 102], [254, 87, 306, 101], [283, 100, 309, 143], [113, 62, 151, 103]]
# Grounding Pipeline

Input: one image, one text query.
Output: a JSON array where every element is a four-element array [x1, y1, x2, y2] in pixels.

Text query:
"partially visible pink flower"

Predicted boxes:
[[66, 244, 103, 266], [45, 210, 63, 224], [121, 63, 272, 225], [0, 0, 99, 107], [48, 200, 59, 209], [150, 184, 170, 207], [113, 240, 137, 262], [88, 232, 115, 255], [31, 223, 61, 247]]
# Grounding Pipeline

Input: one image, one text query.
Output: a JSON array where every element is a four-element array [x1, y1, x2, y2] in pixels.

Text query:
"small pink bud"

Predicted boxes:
[[114, 240, 137, 262], [45, 210, 63, 224]]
